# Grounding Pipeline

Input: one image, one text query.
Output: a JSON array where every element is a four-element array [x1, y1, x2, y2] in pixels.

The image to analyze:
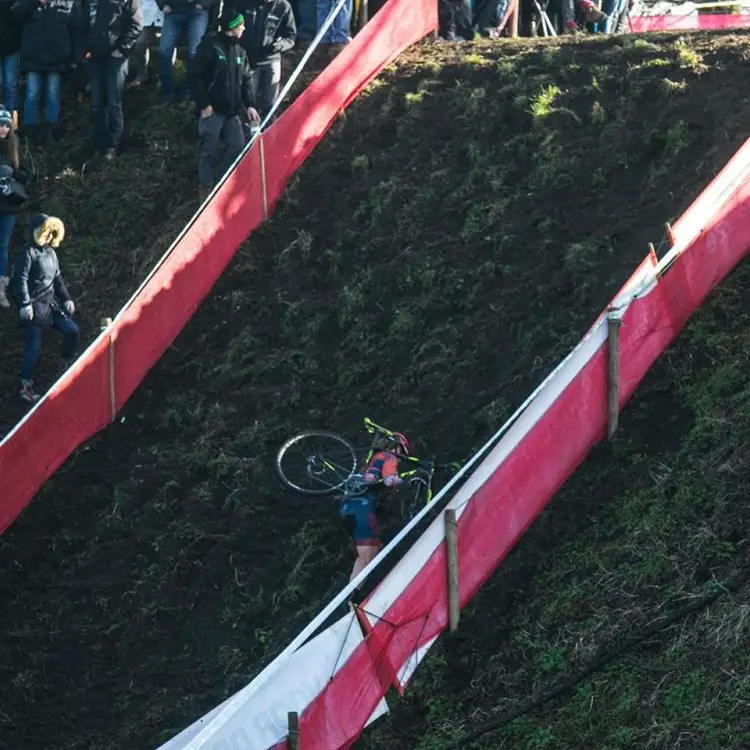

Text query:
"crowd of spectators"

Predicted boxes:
[[438, 0, 630, 40], [0, 0, 629, 406]]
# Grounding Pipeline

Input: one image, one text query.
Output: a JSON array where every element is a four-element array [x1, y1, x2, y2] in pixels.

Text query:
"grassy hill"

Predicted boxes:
[[0, 31, 749, 750]]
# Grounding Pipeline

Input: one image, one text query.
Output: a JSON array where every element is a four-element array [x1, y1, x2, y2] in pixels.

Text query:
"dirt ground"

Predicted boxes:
[[0, 32, 749, 750]]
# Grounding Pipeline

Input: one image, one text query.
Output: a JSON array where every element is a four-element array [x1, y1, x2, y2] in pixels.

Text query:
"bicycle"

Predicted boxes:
[[276, 417, 461, 520]]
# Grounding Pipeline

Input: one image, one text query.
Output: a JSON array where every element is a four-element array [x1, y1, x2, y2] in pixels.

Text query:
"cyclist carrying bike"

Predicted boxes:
[[339, 431, 413, 584]]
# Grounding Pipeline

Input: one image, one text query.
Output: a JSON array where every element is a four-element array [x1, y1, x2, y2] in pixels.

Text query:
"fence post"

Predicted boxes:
[[100, 317, 116, 423], [665, 222, 675, 247], [259, 135, 269, 221], [607, 308, 621, 440], [288, 712, 300, 750], [510, 0, 520, 37], [445, 508, 460, 632]]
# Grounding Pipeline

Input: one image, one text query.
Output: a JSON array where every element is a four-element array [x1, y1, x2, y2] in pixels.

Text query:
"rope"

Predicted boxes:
[[440, 567, 750, 749]]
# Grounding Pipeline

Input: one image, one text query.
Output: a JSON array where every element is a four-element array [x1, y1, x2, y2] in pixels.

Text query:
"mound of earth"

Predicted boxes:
[[1, 31, 749, 750]]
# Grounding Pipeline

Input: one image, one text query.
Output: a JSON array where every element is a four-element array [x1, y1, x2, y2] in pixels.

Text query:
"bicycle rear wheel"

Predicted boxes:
[[276, 431, 358, 496]]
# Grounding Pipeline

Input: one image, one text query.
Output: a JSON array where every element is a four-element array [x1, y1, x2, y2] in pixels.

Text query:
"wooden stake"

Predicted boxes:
[[288, 712, 300, 750], [445, 508, 460, 632], [259, 135, 269, 221], [665, 222, 675, 247], [510, 0, 520, 37], [607, 309, 621, 440], [99, 318, 116, 421]]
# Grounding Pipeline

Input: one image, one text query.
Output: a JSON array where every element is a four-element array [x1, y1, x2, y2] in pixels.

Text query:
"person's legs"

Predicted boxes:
[[52, 309, 80, 367], [318, 0, 352, 43], [23, 71, 42, 128], [43, 71, 62, 124], [88, 59, 108, 153], [132, 26, 152, 83], [158, 12, 185, 97], [198, 112, 225, 190], [297, 0, 317, 40], [0, 212, 15, 278], [104, 56, 129, 153], [0, 55, 21, 114], [219, 114, 246, 176], [257, 59, 281, 119], [182, 9, 209, 98], [350, 542, 380, 582], [20, 324, 43, 381]]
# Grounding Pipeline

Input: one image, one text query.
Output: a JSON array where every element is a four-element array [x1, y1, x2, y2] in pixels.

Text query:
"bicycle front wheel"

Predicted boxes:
[[276, 430, 358, 496]]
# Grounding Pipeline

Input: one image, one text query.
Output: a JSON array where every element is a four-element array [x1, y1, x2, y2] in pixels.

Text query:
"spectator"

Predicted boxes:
[[0, 107, 28, 309], [12, 0, 84, 143], [10, 214, 78, 404], [190, 7, 259, 201], [238, 0, 296, 119], [131, 0, 164, 86], [81, 0, 143, 161], [317, 0, 350, 44], [0, 0, 23, 128], [155, 0, 212, 101], [473, 0, 512, 36], [562, 0, 605, 32]]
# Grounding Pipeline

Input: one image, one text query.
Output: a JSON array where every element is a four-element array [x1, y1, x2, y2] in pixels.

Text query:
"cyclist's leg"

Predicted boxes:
[[341, 496, 382, 583], [352, 542, 380, 581]]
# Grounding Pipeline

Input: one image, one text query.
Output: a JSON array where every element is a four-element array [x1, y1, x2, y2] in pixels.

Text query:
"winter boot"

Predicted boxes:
[[0, 277, 9, 309], [20, 379, 41, 404]]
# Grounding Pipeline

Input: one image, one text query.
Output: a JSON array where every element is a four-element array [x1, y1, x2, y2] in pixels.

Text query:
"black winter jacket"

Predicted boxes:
[[11, 245, 72, 326], [190, 32, 256, 116], [12, 0, 83, 73], [0, 0, 23, 56], [80, 0, 142, 59], [238, 0, 295, 66], [155, 0, 213, 16], [0, 147, 29, 215]]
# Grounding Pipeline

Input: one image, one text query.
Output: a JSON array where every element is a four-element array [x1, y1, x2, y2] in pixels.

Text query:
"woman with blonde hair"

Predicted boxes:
[[10, 213, 78, 404], [0, 106, 28, 308]]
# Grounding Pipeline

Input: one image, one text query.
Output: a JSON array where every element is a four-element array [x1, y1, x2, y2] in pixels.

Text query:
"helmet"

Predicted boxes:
[[392, 432, 410, 455]]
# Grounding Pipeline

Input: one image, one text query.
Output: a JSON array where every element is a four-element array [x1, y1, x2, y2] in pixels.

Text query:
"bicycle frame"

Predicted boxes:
[[362, 417, 436, 504]]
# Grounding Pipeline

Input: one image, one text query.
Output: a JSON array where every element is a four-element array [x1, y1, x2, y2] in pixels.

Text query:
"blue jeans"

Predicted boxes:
[[317, 0, 352, 42], [0, 212, 16, 277], [297, 0, 317, 40], [159, 9, 208, 96], [0, 55, 20, 112], [88, 56, 128, 151], [602, 0, 626, 31], [21, 311, 79, 380], [24, 71, 62, 126]]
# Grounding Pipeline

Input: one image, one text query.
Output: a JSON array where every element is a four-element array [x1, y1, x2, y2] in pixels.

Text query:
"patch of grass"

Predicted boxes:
[[529, 84, 562, 119]]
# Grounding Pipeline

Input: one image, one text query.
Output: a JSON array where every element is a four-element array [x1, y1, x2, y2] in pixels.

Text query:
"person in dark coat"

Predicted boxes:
[[11, 0, 83, 141], [237, 0, 295, 119], [0, 0, 24, 124], [80, 0, 143, 160], [0, 107, 28, 308], [190, 7, 259, 201], [10, 213, 78, 403]]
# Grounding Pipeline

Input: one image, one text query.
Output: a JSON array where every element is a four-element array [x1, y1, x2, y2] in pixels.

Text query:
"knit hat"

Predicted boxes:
[[30, 214, 65, 249], [0, 108, 12, 128], [220, 7, 245, 30]]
